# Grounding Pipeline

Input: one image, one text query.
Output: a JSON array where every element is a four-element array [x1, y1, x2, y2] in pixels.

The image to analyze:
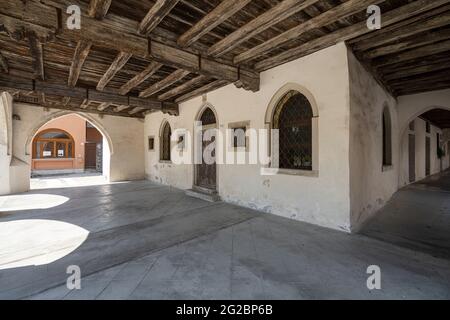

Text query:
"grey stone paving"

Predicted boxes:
[[0, 176, 449, 300], [361, 170, 450, 260]]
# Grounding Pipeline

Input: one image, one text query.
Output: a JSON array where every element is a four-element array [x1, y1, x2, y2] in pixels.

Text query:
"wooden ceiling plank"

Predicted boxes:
[[175, 80, 229, 103], [255, 0, 450, 71], [140, 69, 190, 98], [178, 0, 253, 48], [68, 40, 92, 87], [0, 52, 8, 73], [354, 10, 450, 52], [88, 0, 112, 19], [207, 0, 320, 57], [158, 75, 208, 100], [119, 61, 163, 95], [373, 40, 450, 68], [96, 51, 133, 91], [138, 0, 181, 35], [234, 0, 383, 64]]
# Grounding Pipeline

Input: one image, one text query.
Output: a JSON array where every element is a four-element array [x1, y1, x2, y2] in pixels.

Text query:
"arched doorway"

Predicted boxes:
[[195, 105, 218, 191], [27, 113, 112, 188]]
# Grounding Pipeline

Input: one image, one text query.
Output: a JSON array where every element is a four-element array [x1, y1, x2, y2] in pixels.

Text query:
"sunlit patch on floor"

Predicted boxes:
[[0, 194, 70, 212], [0, 219, 89, 270]]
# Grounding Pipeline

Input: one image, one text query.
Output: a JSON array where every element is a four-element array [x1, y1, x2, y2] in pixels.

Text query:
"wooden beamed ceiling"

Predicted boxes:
[[0, 0, 449, 118]]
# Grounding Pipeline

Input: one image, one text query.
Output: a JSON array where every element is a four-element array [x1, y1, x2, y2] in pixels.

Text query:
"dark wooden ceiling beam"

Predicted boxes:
[[119, 61, 163, 95], [255, 0, 450, 71], [384, 60, 450, 81], [234, 0, 382, 64], [96, 51, 133, 91], [177, 0, 252, 48], [27, 32, 45, 80], [158, 75, 208, 101], [88, 0, 112, 19], [68, 40, 92, 87], [362, 28, 450, 60], [140, 69, 190, 98], [207, 0, 320, 57], [138, 0, 181, 36], [175, 80, 229, 103], [373, 40, 450, 68], [0, 73, 178, 114], [0, 52, 8, 73], [353, 10, 450, 53]]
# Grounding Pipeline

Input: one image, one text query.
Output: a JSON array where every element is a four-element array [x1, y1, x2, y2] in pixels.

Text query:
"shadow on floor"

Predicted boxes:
[[360, 170, 450, 260]]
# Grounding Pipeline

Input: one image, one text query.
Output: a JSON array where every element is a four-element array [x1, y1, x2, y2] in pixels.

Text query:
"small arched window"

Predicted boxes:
[[160, 122, 172, 161], [273, 91, 313, 170], [32, 129, 75, 159], [382, 106, 392, 167]]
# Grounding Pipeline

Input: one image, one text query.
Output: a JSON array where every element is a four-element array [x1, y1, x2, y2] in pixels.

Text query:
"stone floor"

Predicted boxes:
[[361, 170, 450, 260], [0, 174, 449, 300]]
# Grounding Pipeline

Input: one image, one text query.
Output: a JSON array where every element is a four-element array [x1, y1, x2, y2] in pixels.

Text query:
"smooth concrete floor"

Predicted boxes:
[[0, 175, 449, 300]]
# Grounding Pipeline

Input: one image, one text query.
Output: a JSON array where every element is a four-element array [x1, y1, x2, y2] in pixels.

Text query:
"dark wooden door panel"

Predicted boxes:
[[409, 134, 415, 183], [85, 143, 97, 169]]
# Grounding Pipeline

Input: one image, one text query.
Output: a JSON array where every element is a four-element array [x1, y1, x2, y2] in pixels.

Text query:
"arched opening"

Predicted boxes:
[[159, 121, 172, 162], [265, 84, 319, 174], [382, 106, 393, 167], [272, 90, 313, 171], [399, 108, 450, 186], [27, 113, 112, 189], [194, 104, 218, 191]]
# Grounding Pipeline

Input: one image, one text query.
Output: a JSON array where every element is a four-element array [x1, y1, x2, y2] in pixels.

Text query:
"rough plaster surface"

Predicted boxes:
[[347, 50, 399, 231], [145, 43, 352, 232]]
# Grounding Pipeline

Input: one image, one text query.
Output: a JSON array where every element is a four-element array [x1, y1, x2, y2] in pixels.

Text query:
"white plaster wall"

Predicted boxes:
[[145, 43, 352, 232], [12, 104, 145, 184], [0, 92, 12, 195], [347, 50, 399, 231], [399, 119, 449, 187]]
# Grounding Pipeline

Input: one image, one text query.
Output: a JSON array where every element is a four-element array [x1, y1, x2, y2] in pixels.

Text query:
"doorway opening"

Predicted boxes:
[[29, 113, 112, 189]]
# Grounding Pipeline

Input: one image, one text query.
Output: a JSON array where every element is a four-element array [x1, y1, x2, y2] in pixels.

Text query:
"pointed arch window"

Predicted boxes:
[[160, 122, 172, 162], [272, 91, 313, 171]]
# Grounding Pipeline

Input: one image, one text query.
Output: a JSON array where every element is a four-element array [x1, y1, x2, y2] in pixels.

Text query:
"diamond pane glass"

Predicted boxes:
[[273, 91, 313, 170]]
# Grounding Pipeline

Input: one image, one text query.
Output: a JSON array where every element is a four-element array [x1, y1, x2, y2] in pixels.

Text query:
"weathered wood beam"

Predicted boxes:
[[0, 52, 8, 73], [55, 10, 259, 91], [175, 80, 229, 103], [177, 0, 252, 48], [97, 52, 133, 91], [27, 32, 45, 80], [373, 40, 450, 68], [383, 61, 450, 81], [119, 61, 163, 95], [234, 0, 382, 64], [353, 10, 450, 53], [255, 0, 450, 71], [158, 75, 208, 101], [138, 0, 181, 36], [0, 74, 177, 113], [140, 69, 190, 98], [115, 105, 129, 112], [362, 28, 450, 60], [129, 107, 145, 115], [88, 0, 112, 19], [97, 102, 111, 111], [207, 0, 320, 57], [68, 40, 92, 87]]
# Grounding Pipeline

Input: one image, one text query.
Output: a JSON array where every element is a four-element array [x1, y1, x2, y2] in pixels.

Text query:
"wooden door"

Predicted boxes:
[[85, 143, 97, 169], [409, 134, 416, 183], [196, 108, 217, 190]]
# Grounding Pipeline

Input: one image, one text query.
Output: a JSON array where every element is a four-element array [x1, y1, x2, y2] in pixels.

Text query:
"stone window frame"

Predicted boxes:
[[264, 83, 319, 178], [227, 120, 251, 152]]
